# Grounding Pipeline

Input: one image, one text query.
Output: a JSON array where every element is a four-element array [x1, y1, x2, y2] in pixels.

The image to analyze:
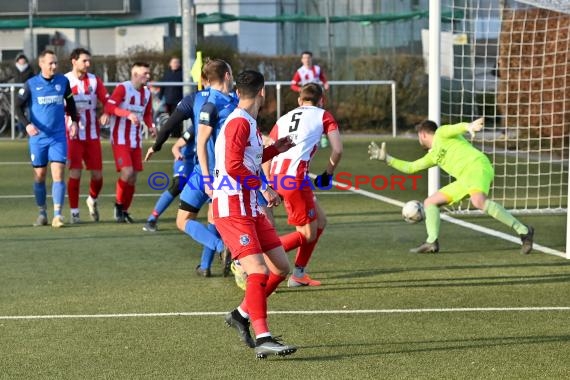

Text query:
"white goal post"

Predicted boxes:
[[428, 0, 569, 258]]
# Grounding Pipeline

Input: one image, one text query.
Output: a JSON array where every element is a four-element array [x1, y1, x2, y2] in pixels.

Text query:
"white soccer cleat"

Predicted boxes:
[[51, 215, 65, 228], [86, 196, 99, 222]]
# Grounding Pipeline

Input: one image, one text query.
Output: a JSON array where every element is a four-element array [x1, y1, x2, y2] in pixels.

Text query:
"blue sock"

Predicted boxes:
[[184, 220, 224, 252], [33, 182, 47, 208], [152, 191, 175, 220], [52, 181, 65, 216], [200, 224, 221, 269]]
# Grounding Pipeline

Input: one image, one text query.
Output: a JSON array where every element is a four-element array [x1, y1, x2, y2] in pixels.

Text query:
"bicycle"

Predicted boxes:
[[0, 88, 11, 136]]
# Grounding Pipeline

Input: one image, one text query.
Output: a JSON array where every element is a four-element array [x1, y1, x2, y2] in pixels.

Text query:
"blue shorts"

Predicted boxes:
[[173, 159, 195, 178], [29, 133, 67, 167], [179, 167, 211, 210]]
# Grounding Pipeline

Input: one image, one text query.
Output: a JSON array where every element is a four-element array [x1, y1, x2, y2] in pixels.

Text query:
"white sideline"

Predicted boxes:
[[319, 175, 567, 258], [0, 307, 569, 320]]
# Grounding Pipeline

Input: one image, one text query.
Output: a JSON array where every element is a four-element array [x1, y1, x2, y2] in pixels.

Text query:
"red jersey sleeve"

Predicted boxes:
[[322, 110, 339, 134], [290, 71, 302, 92], [225, 118, 261, 189], [95, 77, 109, 105], [104, 84, 130, 117], [319, 69, 328, 86]]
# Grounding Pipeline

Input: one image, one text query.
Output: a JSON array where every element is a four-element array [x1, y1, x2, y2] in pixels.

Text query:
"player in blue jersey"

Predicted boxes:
[[176, 58, 238, 277], [142, 90, 208, 232], [15, 49, 79, 228]]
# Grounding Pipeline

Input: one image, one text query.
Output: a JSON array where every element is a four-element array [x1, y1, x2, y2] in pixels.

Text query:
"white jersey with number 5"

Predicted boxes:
[[269, 105, 338, 180]]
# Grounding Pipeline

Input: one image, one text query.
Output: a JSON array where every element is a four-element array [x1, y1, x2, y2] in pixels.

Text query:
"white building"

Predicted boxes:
[[0, 0, 292, 60]]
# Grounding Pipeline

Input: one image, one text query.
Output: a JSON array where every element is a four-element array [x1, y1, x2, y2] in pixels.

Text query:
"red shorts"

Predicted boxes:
[[112, 144, 143, 172], [214, 215, 282, 259], [279, 183, 317, 226], [67, 138, 103, 170]]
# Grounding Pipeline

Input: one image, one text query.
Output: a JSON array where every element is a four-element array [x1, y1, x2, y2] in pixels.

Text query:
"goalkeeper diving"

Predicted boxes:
[[368, 118, 534, 254]]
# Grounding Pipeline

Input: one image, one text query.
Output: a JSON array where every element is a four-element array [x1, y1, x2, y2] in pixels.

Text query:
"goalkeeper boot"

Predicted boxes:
[[410, 240, 439, 254], [520, 225, 534, 255], [254, 336, 297, 359], [225, 309, 255, 348]]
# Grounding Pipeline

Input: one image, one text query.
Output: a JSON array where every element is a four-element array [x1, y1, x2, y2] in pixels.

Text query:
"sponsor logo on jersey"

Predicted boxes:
[[37, 95, 63, 105]]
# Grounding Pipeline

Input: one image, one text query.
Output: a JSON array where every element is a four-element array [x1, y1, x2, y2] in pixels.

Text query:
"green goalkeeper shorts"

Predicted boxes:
[[440, 158, 494, 204]]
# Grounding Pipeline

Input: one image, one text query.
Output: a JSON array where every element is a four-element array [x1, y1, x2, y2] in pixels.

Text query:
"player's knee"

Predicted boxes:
[[168, 177, 184, 197], [175, 211, 187, 232], [470, 195, 486, 210]]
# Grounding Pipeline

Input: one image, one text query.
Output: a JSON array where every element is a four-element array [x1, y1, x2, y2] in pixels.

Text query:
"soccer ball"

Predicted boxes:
[[402, 200, 425, 224]]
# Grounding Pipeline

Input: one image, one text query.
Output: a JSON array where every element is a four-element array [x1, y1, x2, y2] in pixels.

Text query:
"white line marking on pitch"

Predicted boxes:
[[0, 307, 568, 320]]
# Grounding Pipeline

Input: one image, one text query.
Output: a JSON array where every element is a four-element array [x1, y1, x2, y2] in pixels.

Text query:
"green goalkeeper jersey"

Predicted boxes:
[[388, 122, 490, 178]]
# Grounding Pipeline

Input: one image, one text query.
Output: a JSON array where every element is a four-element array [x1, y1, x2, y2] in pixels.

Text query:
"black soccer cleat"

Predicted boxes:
[[225, 310, 255, 348], [195, 264, 211, 278], [520, 225, 534, 255], [254, 336, 297, 359], [142, 220, 157, 232], [409, 240, 439, 254], [123, 212, 134, 224]]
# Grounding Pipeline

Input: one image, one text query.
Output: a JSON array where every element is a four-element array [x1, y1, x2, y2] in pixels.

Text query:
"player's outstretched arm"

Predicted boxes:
[[467, 117, 485, 139], [368, 141, 390, 162]]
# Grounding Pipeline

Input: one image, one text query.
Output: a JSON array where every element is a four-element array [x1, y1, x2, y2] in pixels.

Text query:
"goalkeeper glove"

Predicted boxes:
[[368, 141, 388, 162], [467, 117, 485, 139], [314, 170, 333, 189]]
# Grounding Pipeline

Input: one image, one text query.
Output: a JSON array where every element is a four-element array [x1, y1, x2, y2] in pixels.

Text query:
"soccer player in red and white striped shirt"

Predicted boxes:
[[290, 51, 329, 92], [105, 62, 155, 223], [65, 48, 110, 224], [267, 83, 343, 287], [213, 70, 297, 359]]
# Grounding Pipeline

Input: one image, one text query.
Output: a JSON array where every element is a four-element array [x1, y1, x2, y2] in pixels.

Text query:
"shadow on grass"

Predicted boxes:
[[290, 334, 570, 361], [278, 271, 570, 293]]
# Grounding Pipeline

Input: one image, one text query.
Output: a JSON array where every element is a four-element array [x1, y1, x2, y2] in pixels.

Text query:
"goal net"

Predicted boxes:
[[439, 0, 569, 215]]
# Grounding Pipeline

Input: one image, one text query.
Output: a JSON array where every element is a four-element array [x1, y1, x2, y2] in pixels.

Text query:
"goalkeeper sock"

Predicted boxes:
[[424, 204, 440, 243], [484, 199, 528, 235]]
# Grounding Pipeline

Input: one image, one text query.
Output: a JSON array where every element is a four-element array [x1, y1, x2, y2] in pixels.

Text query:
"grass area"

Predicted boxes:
[[0, 138, 569, 379]]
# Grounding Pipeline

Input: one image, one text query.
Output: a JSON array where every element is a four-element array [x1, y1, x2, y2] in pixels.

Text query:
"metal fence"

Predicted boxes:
[[0, 80, 397, 139]]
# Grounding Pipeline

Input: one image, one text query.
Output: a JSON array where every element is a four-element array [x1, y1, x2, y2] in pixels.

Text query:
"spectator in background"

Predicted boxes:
[[10, 53, 35, 138], [290, 51, 329, 92], [290, 51, 330, 148], [158, 57, 183, 137]]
